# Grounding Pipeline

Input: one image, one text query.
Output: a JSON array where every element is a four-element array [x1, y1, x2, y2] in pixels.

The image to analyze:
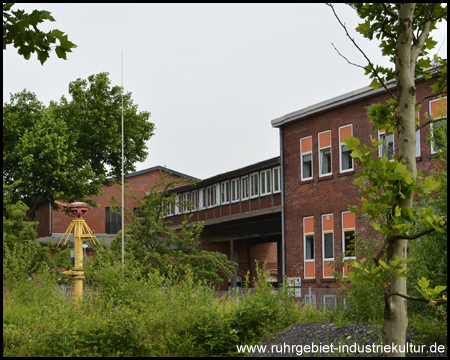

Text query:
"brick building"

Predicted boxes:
[[166, 157, 282, 290], [271, 76, 446, 294], [35, 166, 196, 246]]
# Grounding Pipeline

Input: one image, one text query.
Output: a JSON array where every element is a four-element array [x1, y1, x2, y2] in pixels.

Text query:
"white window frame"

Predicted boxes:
[[174, 194, 182, 215], [260, 169, 271, 196], [339, 124, 354, 173], [231, 178, 240, 203], [191, 190, 198, 211], [241, 176, 249, 200], [342, 211, 356, 261], [318, 130, 332, 177], [322, 213, 334, 278], [378, 130, 395, 160], [250, 172, 259, 199], [430, 97, 447, 155], [322, 294, 337, 311], [221, 181, 230, 205], [182, 192, 190, 213], [273, 166, 281, 193], [199, 188, 206, 210], [165, 200, 173, 217], [303, 216, 315, 280], [300, 136, 313, 181]]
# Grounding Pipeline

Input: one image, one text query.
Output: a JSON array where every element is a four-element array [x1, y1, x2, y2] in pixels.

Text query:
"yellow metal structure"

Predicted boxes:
[[56, 201, 100, 304]]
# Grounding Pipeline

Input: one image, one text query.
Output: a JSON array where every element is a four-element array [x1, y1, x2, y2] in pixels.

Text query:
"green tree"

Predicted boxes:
[[109, 171, 237, 285], [3, 72, 154, 218], [3, 3, 77, 64], [329, 3, 447, 356]]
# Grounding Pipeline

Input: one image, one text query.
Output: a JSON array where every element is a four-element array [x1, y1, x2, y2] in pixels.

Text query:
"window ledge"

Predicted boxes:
[[415, 156, 422, 162], [321, 278, 336, 283], [300, 179, 314, 185], [302, 278, 316, 283], [318, 174, 333, 181], [338, 171, 354, 177]]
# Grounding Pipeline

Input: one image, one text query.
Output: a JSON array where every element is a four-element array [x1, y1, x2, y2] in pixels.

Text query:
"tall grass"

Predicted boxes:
[[3, 259, 303, 357]]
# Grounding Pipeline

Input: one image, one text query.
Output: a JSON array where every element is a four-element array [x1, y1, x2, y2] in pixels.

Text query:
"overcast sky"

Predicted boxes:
[[3, 3, 447, 180]]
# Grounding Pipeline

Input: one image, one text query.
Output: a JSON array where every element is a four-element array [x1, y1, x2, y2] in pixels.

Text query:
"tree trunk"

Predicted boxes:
[[382, 4, 422, 356]]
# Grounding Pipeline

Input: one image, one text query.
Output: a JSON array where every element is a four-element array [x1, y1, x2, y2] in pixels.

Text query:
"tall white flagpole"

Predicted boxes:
[[121, 52, 125, 272]]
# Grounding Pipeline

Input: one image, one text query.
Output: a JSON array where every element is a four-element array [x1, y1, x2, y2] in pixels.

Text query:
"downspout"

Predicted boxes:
[[279, 127, 285, 285]]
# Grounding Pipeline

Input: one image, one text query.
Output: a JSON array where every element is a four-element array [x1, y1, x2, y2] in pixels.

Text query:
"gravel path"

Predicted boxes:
[[247, 322, 447, 357]]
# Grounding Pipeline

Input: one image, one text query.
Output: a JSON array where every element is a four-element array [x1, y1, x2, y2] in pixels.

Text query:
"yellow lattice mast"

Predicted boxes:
[[56, 201, 100, 304]]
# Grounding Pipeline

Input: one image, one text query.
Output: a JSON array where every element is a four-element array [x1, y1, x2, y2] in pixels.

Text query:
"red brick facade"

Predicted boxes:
[[273, 77, 446, 290], [35, 167, 194, 239]]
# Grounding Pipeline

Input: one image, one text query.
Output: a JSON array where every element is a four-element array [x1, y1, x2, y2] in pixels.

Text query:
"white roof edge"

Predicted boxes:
[[271, 82, 397, 128]]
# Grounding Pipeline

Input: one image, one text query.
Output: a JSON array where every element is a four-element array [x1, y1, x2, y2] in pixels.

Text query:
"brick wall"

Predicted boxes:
[[281, 77, 445, 289], [35, 168, 191, 237]]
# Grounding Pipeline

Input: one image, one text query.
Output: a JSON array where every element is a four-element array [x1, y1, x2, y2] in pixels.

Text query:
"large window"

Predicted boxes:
[[273, 167, 281, 193], [379, 130, 394, 160], [241, 176, 249, 200], [250, 172, 259, 198], [231, 178, 240, 203], [415, 110, 421, 157], [260, 169, 271, 196], [105, 207, 122, 234], [319, 130, 332, 176], [303, 216, 315, 279], [300, 136, 313, 180], [221, 181, 230, 204], [322, 213, 334, 278], [207, 184, 219, 208], [191, 190, 198, 211], [339, 124, 353, 172], [430, 97, 447, 154], [199, 188, 206, 209]]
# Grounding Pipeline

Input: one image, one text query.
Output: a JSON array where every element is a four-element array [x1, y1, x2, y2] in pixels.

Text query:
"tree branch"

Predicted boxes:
[[416, 117, 447, 131], [326, 3, 397, 99], [388, 291, 447, 305], [387, 220, 447, 242]]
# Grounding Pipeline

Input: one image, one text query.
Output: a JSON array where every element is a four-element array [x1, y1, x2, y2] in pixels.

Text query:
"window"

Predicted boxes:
[[260, 169, 271, 196], [324, 233, 334, 258], [105, 207, 122, 234], [318, 130, 332, 176], [342, 211, 356, 276], [191, 190, 198, 211], [182, 192, 190, 213], [207, 185, 219, 208], [305, 235, 314, 260], [221, 181, 230, 204], [379, 130, 394, 160], [273, 167, 281, 193], [429, 97, 447, 154], [323, 295, 337, 311], [339, 125, 353, 172], [300, 136, 313, 180], [250, 172, 259, 198], [231, 178, 240, 202], [174, 194, 182, 215], [165, 200, 174, 217], [199, 188, 206, 210], [322, 213, 334, 278], [415, 110, 421, 157], [303, 216, 315, 279], [241, 176, 249, 200]]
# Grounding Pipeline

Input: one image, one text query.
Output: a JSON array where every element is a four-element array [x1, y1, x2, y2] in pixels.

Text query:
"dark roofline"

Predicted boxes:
[[107, 166, 198, 182], [271, 73, 439, 128], [168, 157, 281, 193]]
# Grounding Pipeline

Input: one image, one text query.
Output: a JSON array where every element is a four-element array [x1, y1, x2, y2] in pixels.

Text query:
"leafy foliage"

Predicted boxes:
[[109, 171, 237, 285], [3, 3, 77, 64], [3, 72, 154, 218]]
